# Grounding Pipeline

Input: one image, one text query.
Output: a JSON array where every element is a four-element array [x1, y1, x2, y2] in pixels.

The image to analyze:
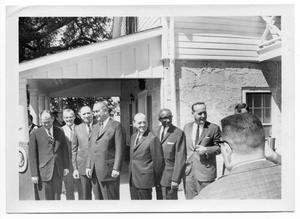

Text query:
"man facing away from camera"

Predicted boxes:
[[196, 113, 281, 199], [62, 108, 82, 200], [29, 110, 69, 200], [183, 102, 221, 199], [153, 109, 186, 200], [129, 113, 165, 200]]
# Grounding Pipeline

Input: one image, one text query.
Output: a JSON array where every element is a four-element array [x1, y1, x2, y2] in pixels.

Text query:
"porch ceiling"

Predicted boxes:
[[27, 79, 124, 97]]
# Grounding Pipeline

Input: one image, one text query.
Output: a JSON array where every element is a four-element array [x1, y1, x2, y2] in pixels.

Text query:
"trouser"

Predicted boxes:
[[129, 177, 152, 200], [183, 174, 213, 199], [63, 172, 83, 200], [35, 165, 62, 200], [91, 171, 120, 200], [80, 175, 92, 200], [155, 185, 178, 200]]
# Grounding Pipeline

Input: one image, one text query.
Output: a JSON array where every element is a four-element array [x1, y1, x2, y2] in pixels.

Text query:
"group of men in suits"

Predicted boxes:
[[29, 101, 125, 200], [28, 101, 281, 200]]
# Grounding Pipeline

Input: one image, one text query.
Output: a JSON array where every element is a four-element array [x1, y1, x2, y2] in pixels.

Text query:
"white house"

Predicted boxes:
[[17, 15, 283, 200]]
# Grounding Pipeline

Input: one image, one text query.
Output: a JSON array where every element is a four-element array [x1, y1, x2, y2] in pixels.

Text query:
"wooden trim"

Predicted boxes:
[[20, 27, 162, 72]]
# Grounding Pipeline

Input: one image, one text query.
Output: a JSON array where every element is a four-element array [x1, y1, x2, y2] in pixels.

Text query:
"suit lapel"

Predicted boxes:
[[187, 123, 195, 150], [97, 118, 112, 140], [161, 125, 174, 143], [53, 127, 59, 152], [196, 122, 208, 145], [133, 130, 148, 152]]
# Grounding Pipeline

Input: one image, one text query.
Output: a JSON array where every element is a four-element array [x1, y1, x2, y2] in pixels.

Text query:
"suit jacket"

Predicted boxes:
[[129, 130, 165, 189], [195, 160, 281, 199], [87, 118, 124, 182], [72, 123, 92, 175], [184, 121, 221, 181], [62, 125, 74, 172], [153, 125, 186, 187], [29, 126, 69, 182]]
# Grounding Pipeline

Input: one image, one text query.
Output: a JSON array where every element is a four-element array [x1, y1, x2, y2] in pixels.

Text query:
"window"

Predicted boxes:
[[125, 17, 137, 34], [243, 90, 272, 137]]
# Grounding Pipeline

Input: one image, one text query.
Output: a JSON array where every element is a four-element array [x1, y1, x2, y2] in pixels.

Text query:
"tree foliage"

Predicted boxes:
[[50, 97, 120, 116], [19, 17, 112, 62]]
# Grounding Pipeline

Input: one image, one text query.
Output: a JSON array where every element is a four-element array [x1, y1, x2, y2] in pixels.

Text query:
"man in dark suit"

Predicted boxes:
[[28, 113, 38, 135], [62, 108, 82, 200], [28, 110, 69, 200], [153, 109, 186, 200], [72, 105, 94, 200], [86, 101, 124, 200], [196, 113, 281, 199], [183, 102, 221, 199], [129, 113, 165, 200]]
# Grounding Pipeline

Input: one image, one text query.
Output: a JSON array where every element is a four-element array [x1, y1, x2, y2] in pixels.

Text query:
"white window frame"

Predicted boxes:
[[242, 89, 272, 127]]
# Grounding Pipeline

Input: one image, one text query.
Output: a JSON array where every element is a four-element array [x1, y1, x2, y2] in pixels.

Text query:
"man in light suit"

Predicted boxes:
[[196, 113, 281, 199], [62, 108, 82, 200], [183, 102, 221, 199], [29, 110, 69, 200], [153, 109, 186, 200], [72, 105, 94, 200], [86, 101, 124, 200], [129, 113, 165, 200]]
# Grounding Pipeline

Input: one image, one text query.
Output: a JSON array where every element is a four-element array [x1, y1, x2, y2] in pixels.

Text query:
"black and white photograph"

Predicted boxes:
[[4, 3, 295, 214]]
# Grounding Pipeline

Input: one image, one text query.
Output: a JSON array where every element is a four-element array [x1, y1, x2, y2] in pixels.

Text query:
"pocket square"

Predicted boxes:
[[167, 142, 175, 145]]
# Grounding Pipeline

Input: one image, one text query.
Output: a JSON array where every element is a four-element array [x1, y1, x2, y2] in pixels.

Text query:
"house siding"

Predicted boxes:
[[174, 17, 266, 61]]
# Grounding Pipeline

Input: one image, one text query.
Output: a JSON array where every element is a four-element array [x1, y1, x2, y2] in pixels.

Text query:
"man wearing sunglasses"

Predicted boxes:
[[196, 113, 281, 199], [153, 109, 186, 200], [183, 102, 221, 199]]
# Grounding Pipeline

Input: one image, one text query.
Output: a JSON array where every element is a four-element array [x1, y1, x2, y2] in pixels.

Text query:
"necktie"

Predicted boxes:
[[160, 126, 165, 142], [135, 133, 141, 146], [195, 124, 200, 146], [88, 125, 92, 139], [47, 129, 54, 145], [69, 126, 73, 141], [97, 122, 103, 138]]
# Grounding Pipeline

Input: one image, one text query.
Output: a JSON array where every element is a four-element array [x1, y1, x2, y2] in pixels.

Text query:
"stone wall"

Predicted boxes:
[[175, 60, 281, 151]]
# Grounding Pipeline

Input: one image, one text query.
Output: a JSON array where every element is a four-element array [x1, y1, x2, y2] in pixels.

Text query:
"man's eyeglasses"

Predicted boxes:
[[159, 116, 172, 120], [215, 140, 232, 151]]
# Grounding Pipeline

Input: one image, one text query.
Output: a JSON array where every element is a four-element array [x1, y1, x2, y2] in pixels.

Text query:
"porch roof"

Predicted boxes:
[[19, 27, 163, 79]]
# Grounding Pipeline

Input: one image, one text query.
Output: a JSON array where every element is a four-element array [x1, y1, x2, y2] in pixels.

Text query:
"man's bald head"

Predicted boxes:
[[134, 113, 148, 133], [40, 110, 54, 130]]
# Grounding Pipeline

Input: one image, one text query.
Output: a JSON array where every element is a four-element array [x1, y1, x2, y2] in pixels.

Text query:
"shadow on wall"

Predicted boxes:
[[260, 61, 282, 112]]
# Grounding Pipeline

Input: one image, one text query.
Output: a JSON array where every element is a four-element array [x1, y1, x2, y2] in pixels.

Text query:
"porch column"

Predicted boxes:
[[28, 88, 39, 125], [19, 78, 29, 138], [38, 94, 45, 113], [19, 78, 28, 113], [44, 96, 50, 110]]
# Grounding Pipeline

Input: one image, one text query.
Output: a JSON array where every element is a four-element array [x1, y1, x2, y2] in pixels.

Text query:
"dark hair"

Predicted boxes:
[[28, 114, 33, 122], [191, 102, 206, 112], [158, 108, 172, 119], [221, 113, 265, 151], [234, 103, 249, 114]]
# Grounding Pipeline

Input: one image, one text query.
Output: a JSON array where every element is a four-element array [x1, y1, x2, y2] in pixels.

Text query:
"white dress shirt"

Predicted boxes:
[[192, 122, 203, 146], [64, 124, 75, 141], [160, 126, 169, 141]]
